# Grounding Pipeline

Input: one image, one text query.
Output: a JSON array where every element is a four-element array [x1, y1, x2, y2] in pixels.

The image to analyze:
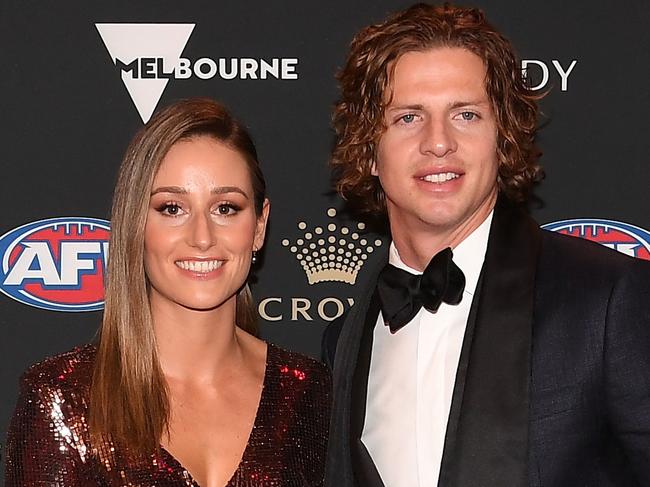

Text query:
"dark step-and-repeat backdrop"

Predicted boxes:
[[1, 0, 649, 475]]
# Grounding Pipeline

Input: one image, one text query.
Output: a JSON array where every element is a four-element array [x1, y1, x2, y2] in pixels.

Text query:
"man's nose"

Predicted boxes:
[[420, 117, 458, 157]]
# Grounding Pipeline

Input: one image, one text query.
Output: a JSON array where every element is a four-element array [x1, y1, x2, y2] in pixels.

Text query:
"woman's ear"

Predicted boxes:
[[253, 198, 270, 251]]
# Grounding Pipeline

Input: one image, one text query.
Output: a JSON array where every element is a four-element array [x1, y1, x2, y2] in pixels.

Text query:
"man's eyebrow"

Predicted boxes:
[[385, 100, 490, 112], [448, 100, 491, 109], [385, 103, 425, 112]]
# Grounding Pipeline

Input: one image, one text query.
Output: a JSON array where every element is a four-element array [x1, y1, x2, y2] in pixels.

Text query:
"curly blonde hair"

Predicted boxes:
[[332, 3, 544, 214]]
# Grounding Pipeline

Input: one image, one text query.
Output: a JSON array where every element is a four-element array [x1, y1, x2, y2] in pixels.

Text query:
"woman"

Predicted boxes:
[[5, 98, 331, 486]]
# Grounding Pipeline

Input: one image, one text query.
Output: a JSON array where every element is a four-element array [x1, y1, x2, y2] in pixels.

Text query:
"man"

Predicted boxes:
[[323, 4, 650, 486]]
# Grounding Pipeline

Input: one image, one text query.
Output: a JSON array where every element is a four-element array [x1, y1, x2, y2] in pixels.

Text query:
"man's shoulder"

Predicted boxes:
[[539, 228, 650, 277], [321, 263, 384, 366], [322, 314, 347, 368], [534, 229, 650, 309]]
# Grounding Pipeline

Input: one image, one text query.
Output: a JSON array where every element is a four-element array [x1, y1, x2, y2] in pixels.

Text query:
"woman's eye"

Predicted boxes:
[[216, 204, 238, 216], [157, 202, 183, 216]]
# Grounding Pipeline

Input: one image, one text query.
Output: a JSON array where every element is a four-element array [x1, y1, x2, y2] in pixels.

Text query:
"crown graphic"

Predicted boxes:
[[282, 208, 383, 285]]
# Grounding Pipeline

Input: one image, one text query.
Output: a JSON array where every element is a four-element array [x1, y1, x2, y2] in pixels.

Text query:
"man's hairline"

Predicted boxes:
[[373, 46, 501, 148]]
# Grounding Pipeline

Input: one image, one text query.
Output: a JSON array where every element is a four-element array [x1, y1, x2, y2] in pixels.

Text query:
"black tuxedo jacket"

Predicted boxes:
[[323, 200, 650, 486]]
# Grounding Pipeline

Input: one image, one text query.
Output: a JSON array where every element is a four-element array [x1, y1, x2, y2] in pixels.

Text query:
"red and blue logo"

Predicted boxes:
[[0, 217, 110, 312], [542, 218, 650, 261]]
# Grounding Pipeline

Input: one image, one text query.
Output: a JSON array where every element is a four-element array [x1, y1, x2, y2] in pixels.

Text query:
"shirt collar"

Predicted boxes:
[[388, 209, 494, 297]]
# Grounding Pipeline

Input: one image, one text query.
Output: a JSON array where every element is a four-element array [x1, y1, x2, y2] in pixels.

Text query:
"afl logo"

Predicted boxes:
[[0, 217, 110, 312], [542, 219, 650, 261]]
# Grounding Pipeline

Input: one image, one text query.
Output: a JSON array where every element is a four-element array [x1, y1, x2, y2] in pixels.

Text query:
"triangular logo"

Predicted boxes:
[[96, 23, 195, 123]]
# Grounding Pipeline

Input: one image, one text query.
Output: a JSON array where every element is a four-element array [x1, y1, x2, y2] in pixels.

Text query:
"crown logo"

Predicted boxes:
[[282, 208, 383, 285]]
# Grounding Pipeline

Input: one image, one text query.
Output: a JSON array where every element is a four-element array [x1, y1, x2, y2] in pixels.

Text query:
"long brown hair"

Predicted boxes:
[[332, 3, 544, 214], [90, 98, 266, 455]]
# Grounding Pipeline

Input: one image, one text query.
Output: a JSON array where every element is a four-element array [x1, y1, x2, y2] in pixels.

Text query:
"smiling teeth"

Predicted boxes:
[[423, 172, 460, 183], [175, 260, 223, 273]]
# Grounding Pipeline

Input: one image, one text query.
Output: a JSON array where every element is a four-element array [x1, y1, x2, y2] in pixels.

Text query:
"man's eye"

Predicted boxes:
[[399, 114, 416, 124], [459, 111, 477, 121]]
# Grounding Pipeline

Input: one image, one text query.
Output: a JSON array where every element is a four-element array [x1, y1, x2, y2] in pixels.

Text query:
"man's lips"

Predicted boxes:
[[420, 172, 461, 183], [415, 168, 465, 184]]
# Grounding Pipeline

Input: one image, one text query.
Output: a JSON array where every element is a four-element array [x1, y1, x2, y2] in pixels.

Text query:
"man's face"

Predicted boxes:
[[374, 47, 499, 238]]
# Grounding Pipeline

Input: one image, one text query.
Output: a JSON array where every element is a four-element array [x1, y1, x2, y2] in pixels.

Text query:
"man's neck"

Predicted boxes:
[[390, 203, 495, 272]]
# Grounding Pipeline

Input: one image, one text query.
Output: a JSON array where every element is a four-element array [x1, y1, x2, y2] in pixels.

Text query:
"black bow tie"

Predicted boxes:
[[377, 247, 466, 333]]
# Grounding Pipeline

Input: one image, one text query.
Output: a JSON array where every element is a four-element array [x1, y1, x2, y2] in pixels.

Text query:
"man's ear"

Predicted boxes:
[[370, 160, 378, 176]]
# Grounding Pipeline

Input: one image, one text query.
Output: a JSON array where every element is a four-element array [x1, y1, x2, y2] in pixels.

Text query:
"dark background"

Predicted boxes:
[[1, 0, 649, 477]]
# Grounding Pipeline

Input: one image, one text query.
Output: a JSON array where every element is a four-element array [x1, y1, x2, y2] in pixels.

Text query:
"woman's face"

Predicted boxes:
[[144, 135, 269, 313]]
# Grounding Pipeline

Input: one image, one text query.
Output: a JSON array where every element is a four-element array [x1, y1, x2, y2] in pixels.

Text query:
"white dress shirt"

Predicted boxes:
[[361, 211, 493, 487]]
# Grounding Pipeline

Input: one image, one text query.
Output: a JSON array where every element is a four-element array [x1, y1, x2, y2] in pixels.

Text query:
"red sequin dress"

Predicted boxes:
[[5, 343, 331, 486]]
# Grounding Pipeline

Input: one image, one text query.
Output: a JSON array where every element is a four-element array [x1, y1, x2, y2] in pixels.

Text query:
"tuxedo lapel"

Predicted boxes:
[[439, 200, 541, 487], [350, 294, 385, 487], [326, 254, 387, 487]]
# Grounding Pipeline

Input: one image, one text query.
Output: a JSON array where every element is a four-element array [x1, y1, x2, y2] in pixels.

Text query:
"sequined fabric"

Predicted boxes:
[[5, 343, 331, 486]]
